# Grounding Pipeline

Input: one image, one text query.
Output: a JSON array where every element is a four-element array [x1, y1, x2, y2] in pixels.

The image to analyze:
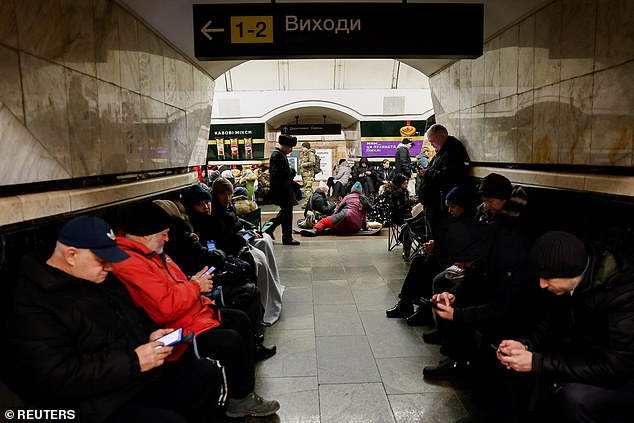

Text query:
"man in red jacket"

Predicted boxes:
[[112, 202, 279, 418]]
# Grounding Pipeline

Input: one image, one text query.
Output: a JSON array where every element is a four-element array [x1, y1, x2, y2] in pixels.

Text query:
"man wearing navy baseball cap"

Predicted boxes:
[[6, 215, 226, 422]]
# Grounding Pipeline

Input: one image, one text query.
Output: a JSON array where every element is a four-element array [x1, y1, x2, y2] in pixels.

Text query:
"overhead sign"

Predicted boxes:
[[193, 3, 483, 60], [281, 124, 341, 135]]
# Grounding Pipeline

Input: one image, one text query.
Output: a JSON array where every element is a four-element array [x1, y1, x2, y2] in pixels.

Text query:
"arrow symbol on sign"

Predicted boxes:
[[201, 20, 224, 40]]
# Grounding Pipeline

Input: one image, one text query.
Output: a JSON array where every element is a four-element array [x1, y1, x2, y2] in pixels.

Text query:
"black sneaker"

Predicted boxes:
[[423, 358, 471, 379], [299, 229, 317, 237], [386, 300, 414, 318], [255, 343, 277, 361], [282, 239, 300, 245]]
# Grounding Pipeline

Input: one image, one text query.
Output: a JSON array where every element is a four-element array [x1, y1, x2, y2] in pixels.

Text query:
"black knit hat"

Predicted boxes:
[[122, 202, 171, 236], [279, 134, 297, 147], [445, 185, 475, 209], [182, 184, 212, 209], [530, 231, 588, 278], [479, 173, 512, 200]]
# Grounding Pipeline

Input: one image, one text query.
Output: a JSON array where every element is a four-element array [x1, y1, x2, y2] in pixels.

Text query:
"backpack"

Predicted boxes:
[[313, 152, 322, 175]]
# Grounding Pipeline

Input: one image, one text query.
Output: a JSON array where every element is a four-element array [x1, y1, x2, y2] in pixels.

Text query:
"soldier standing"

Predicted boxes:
[[299, 142, 317, 199]]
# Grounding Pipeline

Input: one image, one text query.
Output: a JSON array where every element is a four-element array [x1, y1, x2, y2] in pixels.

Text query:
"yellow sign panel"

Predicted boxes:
[[230, 16, 273, 44]]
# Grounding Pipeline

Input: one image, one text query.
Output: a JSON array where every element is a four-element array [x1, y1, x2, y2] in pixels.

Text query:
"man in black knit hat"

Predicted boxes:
[[496, 231, 634, 423], [264, 134, 300, 245]]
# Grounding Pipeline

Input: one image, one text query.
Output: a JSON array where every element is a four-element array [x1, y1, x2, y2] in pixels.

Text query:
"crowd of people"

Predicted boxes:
[[4, 126, 633, 423]]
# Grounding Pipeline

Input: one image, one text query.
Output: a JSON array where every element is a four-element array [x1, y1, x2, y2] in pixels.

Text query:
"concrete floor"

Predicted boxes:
[[230, 205, 472, 423]]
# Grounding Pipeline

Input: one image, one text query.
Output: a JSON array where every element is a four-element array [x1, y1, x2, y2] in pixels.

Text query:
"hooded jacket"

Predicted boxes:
[[112, 235, 221, 360], [330, 191, 372, 233], [524, 242, 634, 387], [7, 256, 159, 423], [332, 161, 351, 185], [305, 190, 336, 217]]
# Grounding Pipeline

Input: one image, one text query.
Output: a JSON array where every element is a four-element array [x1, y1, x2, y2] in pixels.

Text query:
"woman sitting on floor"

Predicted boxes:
[[300, 182, 372, 236]]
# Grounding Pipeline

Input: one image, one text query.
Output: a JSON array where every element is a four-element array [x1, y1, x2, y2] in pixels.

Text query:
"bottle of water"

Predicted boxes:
[[206, 240, 216, 251]]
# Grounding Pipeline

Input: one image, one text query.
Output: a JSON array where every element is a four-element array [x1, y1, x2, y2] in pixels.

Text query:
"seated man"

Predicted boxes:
[[211, 178, 285, 326], [497, 231, 634, 423], [112, 202, 280, 418], [6, 216, 225, 423]]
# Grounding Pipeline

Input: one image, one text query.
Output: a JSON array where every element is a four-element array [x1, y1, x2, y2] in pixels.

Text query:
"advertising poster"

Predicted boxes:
[[208, 124, 266, 161], [360, 120, 427, 158], [314, 149, 332, 180]]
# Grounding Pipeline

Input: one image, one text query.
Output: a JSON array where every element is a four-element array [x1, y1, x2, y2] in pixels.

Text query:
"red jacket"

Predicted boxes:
[[112, 234, 221, 359]]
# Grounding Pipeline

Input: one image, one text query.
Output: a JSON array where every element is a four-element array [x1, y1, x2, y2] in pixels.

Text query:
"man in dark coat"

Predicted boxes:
[[5, 216, 225, 423], [394, 137, 415, 178], [263, 134, 300, 245], [497, 231, 634, 423], [420, 124, 470, 232]]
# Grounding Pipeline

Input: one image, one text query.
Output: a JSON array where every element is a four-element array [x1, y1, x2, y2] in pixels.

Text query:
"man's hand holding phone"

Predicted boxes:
[[430, 292, 455, 321], [191, 266, 214, 293], [136, 328, 181, 372]]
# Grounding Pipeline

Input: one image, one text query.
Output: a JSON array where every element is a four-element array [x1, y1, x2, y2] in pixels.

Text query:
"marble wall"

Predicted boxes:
[[430, 0, 634, 167], [0, 0, 214, 187]]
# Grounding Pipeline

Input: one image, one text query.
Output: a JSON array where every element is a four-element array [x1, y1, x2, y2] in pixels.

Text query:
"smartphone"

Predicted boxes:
[[154, 328, 183, 348], [491, 343, 509, 356], [242, 232, 254, 241], [203, 266, 216, 276], [420, 297, 441, 310], [206, 240, 216, 251]]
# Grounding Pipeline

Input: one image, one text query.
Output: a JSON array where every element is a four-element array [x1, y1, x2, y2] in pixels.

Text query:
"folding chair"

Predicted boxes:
[[241, 208, 262, 231], [403, 211, 433, 260], [386, 211, 403, 251]]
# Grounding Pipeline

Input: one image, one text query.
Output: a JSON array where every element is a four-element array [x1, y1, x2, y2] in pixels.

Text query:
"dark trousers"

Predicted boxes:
[[398, 255, 442, 301], [327, 178, 347, 197], [184, 309, 255, 399], [104, 359, 224, 423], [269, 202, 293, 241], [558, 379, 634, 423]]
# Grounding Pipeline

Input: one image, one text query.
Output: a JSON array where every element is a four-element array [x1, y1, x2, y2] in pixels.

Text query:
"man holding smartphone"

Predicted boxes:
[[496, 231, 634, 423], [6, 216, 225, 423]]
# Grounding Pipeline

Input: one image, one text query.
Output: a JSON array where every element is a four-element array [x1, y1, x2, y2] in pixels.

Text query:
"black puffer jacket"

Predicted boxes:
[[394, 144, 413, 177], [305, 190, 336, 217], [6, 256, 159, 423], [420, 136, 470, 210], [525, 242, 634, 387]]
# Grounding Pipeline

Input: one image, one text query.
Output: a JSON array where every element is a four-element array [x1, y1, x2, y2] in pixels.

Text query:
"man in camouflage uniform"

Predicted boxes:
[[299, 142, 317, 199]]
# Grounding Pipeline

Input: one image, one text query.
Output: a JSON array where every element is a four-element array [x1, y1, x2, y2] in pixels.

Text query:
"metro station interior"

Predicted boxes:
[[1, 0, 633, 422]]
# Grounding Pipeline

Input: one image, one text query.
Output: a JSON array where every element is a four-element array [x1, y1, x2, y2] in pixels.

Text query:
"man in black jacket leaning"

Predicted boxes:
[[497, 231, 634, 423], [264, 134, 300, 245], [394, 137, 415, 178], [420, 124, 470, 232], [5, 216, 225, 423]]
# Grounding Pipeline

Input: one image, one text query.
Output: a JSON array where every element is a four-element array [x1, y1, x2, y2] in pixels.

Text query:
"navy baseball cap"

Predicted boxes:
[[58, 216, 129, 263]]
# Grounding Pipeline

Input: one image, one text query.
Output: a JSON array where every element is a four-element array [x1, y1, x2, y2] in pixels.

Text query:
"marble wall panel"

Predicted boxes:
[[118, 7, 140, 94], [163, 45, 179, 107], [0, 0, 18, 48], [167, 106, 188, 167], [0, 45, 24, 123], [560, 0, 595, 80], [15, 0, 64, 63], [534, 1, 561, 89], [499, 26, 518, 99], [532, 83, 560, 163], [445, 112, 460, 141], [471, 53, 485, 106], [559, 74, 593, 164], [516, 90, 535, 163], [21, 53, 71, 171], [98, 81, 125, 175], [467, 105, 486, 161], [429, 75, 443, 116], [595, 0, 634, 71], [459, 61, 472, 110], [458, 109, 471, 144], [94, 0, 121, 86], [138, 26, 165, 103], [498, 96, 519, 163], [484, 38, 500, 103], [67, 69, 101, 177], [590, 61, 634, 166], [119, 89, 144, 171], [517, 16, 535, 94], [440, 64, 459, 114], [141, 97, 168, 170], [0, 103, 71, 186], [60, 0, 96, 77], [483, 99, 502, 162]]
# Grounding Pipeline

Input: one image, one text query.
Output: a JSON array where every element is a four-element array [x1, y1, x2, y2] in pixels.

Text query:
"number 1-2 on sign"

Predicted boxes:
[[230, 16, 273, 43]]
